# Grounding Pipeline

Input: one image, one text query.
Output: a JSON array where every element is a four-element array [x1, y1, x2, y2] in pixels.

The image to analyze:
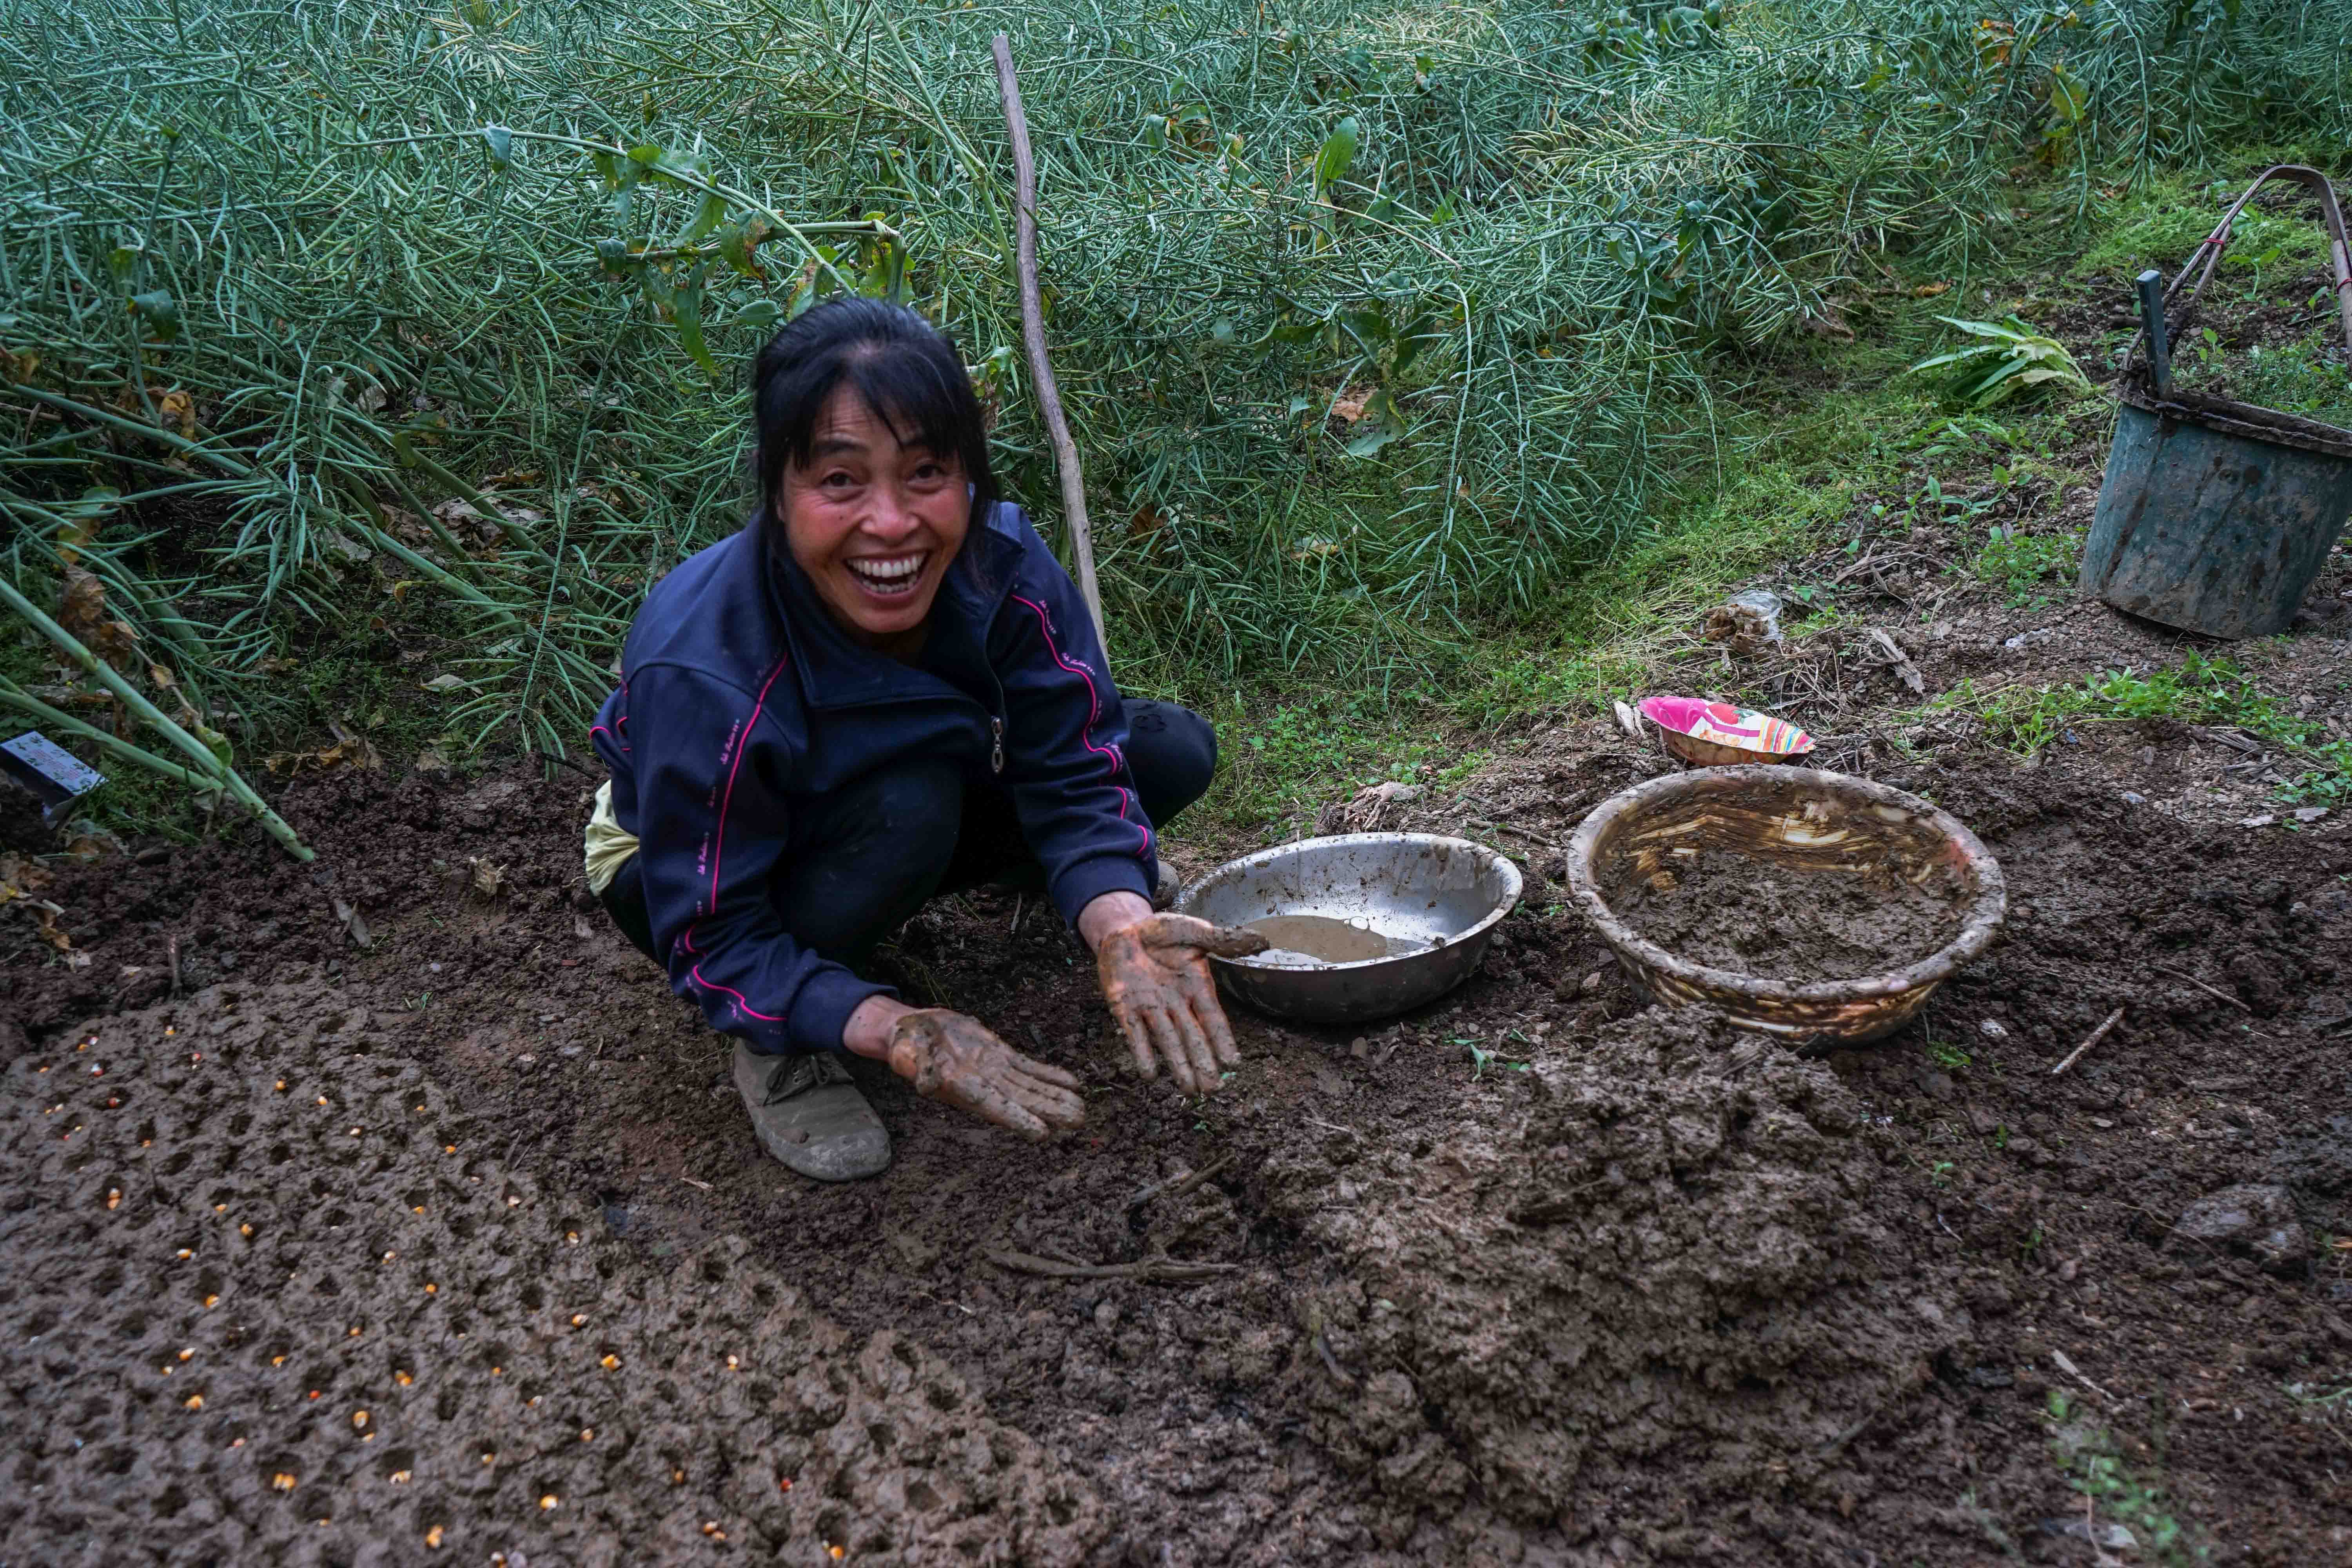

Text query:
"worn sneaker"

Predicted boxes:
[[731, 1044, 891, 1182]]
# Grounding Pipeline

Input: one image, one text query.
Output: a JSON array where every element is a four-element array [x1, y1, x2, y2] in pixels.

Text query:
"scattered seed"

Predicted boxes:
[[177, 1348, 193, 1361], [352, 1411, 368, 1428], [482, 1452, 495, 1465], [566, 1231, 579, 1244], [506, 1195, 519, 1207], [539, 1494, 559, 1511], [271, 1355, 287, 1366], [424, 1525, 443, 1549], [443, 1144, 456, 1153], [213, 1203, 225, 1212], [240, 1224, 253, 1237], [395, 1370, 413, 1386], [777, 1478, 793, 1492], [569, 1314, 586, 1327], [829, 1547, 844, 1560], [309, 1390, 320, 1400], [391, 1470, 411, 1483], [383, 1250, 397, 1262], [105, 1190, 121, 1210], [671, 1469, 685, 1485], [274, 1080, 287, 1092], [600, 1354, 619, 1369], [346, 1326, 359, 1338], [271, 1473, 297, 1492], [176, 1249, 192, 1260], [317, 1096, 328, 1105], [725, 1354, 738, 1370], [490, 1367, 501, 1376], [202, 1295, 218, 1308], [580, 1427, 593, 1441], [424, 1283, 437, 1294], [183, 1394, 203, 1410]]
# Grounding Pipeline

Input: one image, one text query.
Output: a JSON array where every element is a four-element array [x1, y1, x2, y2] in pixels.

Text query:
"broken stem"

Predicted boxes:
[[0, 683, 220, 799], [2051, 1006, 2126, 1076], [0, 577, 312, 860]]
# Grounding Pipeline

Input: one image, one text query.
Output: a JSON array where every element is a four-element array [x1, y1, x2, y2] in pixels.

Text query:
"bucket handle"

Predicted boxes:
[[2122, 164, 2352, 392]]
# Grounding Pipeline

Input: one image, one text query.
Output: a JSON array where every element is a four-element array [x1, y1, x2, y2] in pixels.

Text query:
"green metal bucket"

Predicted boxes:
[[2079, 164, 2352, 640], [2080, 399, 2352, 639]]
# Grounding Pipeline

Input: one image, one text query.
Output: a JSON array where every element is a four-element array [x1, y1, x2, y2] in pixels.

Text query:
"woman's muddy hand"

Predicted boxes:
[[884, 1008, 1085, 1140], [1094, 913, 1267, 1094]]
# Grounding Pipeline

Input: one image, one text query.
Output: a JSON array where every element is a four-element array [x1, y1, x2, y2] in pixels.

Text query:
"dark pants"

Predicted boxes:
[[597, 699, 1215, 972]]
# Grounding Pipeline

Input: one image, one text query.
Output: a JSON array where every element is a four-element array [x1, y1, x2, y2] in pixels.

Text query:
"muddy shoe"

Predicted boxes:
[[732, 1044, 891, 1181]]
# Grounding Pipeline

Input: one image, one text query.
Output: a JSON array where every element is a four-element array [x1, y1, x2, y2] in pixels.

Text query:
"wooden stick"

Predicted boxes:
[[984, 1248, 1237, 1283], [2152, 963, 2252, 1014], [2051, 1006, 2125, 1076], [991, 34, 1107, 652], [1126, 1151, 1236, 1212]]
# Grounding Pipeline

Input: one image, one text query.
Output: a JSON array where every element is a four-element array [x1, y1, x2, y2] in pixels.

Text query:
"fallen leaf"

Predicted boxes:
[[419, 673, 466, 693], [155, 388, 197, 438], [1800, 303, 1855, 340], [333, 897, 374, 950], [1329, 390, 1369, 424], [1866, 628, 1925, 695], [57, 567, 144, 672], [470, 859, 506, 898], [2239, 813, 2277, 829], [26, 902, 92, 967]]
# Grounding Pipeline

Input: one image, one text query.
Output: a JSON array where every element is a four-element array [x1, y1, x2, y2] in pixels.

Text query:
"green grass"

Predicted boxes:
[[1931, 652, 2352, 806], [1973, 525, 2083, 608], [2045, 1390, 2211, 1566]]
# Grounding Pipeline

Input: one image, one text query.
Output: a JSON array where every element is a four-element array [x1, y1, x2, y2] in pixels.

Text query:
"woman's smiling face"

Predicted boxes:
[[778, 384, 970, 648]]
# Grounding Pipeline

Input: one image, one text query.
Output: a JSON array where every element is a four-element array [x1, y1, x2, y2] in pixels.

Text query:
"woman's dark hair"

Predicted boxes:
[[750, 296, 997, 530]]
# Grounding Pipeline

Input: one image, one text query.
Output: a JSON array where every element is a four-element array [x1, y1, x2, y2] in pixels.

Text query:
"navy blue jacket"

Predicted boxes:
[[589, 501, 1156, 1054]]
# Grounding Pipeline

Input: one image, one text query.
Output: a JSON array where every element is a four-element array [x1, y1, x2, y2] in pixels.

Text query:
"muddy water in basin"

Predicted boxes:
[[1241, 913, 1393, 964]]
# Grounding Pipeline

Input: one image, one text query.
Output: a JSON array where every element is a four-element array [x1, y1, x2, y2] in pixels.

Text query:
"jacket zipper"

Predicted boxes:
[[989, 715, 1005, 775]]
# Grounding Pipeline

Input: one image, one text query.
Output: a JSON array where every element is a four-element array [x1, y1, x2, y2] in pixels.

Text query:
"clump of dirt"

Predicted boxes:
[[0, 982, 1107, 1566], [1613, 851, 1965, 982], [1265, 1006, 1969, 1537]]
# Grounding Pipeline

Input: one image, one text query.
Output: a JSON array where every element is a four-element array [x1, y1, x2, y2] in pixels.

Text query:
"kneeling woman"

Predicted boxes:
[[585, 297, 1261, 1180]]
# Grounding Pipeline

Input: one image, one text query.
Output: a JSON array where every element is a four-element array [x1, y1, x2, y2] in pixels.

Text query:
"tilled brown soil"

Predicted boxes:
[[1, 982, 1105, 1567], [7, 720, 2352, 1564]]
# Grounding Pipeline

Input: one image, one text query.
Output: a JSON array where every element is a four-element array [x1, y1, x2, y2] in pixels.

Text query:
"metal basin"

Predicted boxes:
[[1174, 834, 1523, 1025], [1564, 765, 2005, 1045]]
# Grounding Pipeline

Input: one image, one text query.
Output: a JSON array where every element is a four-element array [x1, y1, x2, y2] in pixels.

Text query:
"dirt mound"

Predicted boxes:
[[1267, 1007, 1968, 1538], [0, 981, 1106, 1566]]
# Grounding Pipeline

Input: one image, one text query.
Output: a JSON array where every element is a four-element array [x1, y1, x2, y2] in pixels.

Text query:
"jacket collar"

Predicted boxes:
[[748, 503, 1024, 713]]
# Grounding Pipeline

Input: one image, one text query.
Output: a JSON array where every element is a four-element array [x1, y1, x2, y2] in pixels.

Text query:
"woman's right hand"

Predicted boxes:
[[882, 1007, 1085, 1140]]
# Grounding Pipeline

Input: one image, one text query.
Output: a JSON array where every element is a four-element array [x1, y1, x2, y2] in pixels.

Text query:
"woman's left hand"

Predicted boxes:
[[1092, 911, 1267, 1094]]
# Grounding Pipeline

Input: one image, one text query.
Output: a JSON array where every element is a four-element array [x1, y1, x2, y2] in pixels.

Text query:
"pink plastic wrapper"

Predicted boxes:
[[1637, 696, 1815, 766]]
